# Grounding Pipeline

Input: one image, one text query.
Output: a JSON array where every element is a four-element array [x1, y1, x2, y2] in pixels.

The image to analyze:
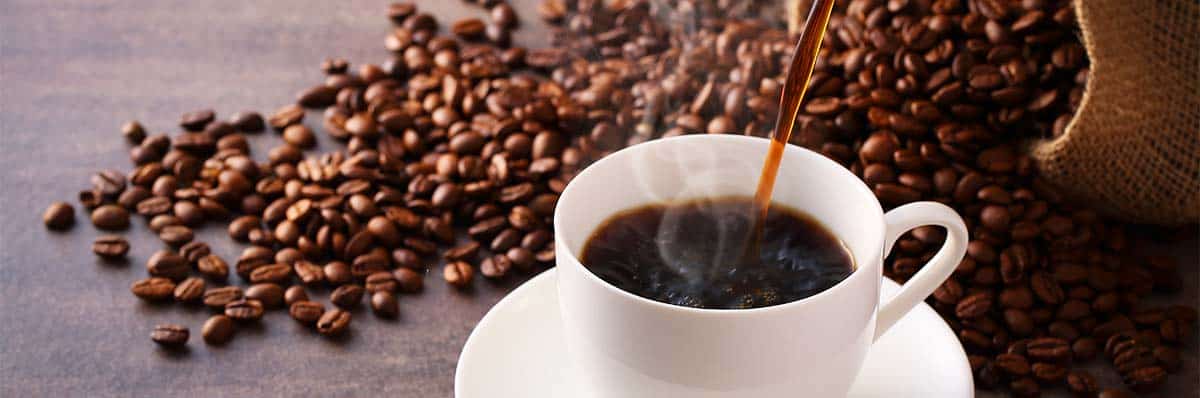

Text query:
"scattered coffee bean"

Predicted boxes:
[[284, 285, 308, 306], [290, 300, 325, 324], [203, 286, 243, 309], [147, 250, 188, 281], [245, 283, 285, 309], [92, 235, 130, 259], [90, 204, 130, 230], [393, 268, 423, 293], [225, 298, 264, 321], [370, 291, 399, 318], [121, 121, 146, 144], [443, 261, 473, 288], [196, 254, 229, 280], [316, 309, 351, 336], [42, 202, 75, 230], [173, 277, 205, 303], [202, 315, 235, 345], [151, 324, 189, 347], [330, 284, 365, 309], [131, 277, 176, 301]]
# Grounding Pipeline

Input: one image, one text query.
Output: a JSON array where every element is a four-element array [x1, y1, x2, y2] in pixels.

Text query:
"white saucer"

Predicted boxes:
[[456, 269, 973, 397]]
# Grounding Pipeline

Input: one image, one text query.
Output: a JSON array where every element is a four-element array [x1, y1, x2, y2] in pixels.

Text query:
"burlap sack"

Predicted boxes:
[[1032, 0, 1200, 226], [785, 0, 1200, 225]]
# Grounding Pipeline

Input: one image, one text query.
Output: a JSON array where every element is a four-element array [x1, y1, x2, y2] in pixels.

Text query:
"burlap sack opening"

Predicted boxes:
[[1032, 0, 1200, 226], [786, 0, 1200, 225]]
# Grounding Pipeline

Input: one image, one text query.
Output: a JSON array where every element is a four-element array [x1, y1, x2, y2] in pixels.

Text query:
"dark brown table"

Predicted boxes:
[[1, 1, 1195, 396]]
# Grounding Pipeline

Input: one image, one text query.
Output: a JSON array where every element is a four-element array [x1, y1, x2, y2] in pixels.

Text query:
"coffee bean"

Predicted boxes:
[[268, 104, 305, 130], [316, 308, 351, 336], [297, 85, 338, 108], [245, 283, 285, 309], [393, 268, 423, 293], [131, 277, 176, 301], [194, 254, 228, 280], [324, 261, 352, 285], [180, 109, 215, 131], [43, 202, 75, 230], [282, 124, 317, 148], [91, 169, 127, 197], [158, 225, 194, 247], [452, 18, 486, 40], [92, 235, 130, 259], [293, 260, 325, 285], [121, 120, 146, 143], [173, 277, 205, 302], [365, 272, 398, 293], [147, 250, 188, 281], [491, 3, 517, 28], [203, 286, 243, 309], [229, 111, 265, 132], [249, 263, 292, 284], [199, 315, 235, 345], [284, 286, 308, 306], [331, 284, 365, 309], [1027, 337, 1071, 362], [370, 291, 399, 318], [290, 300, 325, 324], [225, 298, 265, 321], [151, 324, 189, 347], [444, 261, 473, 288], [90, 205, 130, 230]]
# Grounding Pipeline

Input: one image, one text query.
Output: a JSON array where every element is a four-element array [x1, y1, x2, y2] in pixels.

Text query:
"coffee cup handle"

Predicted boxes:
[[874, 202, 969, 341]]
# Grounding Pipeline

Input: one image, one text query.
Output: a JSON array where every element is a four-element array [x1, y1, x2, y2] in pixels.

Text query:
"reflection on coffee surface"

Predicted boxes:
[[580, 196, 854, 309]]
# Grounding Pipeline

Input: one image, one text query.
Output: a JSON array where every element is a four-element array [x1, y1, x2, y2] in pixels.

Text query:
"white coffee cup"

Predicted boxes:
[[554, 135, 969, 397]]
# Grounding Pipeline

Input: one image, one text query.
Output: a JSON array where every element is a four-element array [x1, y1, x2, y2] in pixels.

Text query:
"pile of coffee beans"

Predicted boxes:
[[42, 1, 1193, 395], [48, 1, 578, 348], [529, 0, 1196, 395]]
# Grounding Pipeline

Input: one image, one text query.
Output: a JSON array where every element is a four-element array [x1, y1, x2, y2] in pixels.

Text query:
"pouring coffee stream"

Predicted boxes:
[[748, 0, 837, 253]]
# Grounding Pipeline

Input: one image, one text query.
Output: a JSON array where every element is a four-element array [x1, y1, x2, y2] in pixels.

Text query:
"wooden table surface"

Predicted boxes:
[[0, 1, 1195, 397]]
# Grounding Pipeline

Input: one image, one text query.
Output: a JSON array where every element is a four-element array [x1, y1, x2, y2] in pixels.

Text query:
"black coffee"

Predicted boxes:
[[580, 196, 854, 309]]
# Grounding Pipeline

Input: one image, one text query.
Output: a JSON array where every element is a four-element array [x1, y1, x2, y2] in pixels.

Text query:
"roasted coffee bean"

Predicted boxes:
[[316, 309, 351, 336], [365, 272, 398, 293], [480, 254, 512, 279], [225, 298, 265, 321], [92, 235, 130, 259], [147, 250, 188, 281], [151, 324, 189, 347], [249, 263, 292, 284], [43, 202, 75, 230], [290, 300, 325, 324], [293, 260, 325, 285], [158, 225, 194, 246], [203, 286, 243, 309], [444, 261, 473, 288], [90, 205, 130, 230], [324, 261, 352, 285], [452, 18, 486, 40], [173, 277, 205, 303], [1027, 337, 1071, 362], [331, 284, 365, 309], [196, 254, 229, 280], [131, 277, 176, 301], [180, 109, 215, 131], [284, 285, 308, 306], [136, 196, 172, 217], [245, 283, 285, 309], [393, 267, 423, 293], [370, 291, 399, 318], [229, 111, 265, 132], [91, 170, 127, 197], [179, 241, 210, 263], [122, 120, 146, 143], [202, 315, 235, 345]]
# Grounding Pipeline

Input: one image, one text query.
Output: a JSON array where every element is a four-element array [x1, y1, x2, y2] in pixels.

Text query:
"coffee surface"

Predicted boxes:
[[581, 196, 854, 309]]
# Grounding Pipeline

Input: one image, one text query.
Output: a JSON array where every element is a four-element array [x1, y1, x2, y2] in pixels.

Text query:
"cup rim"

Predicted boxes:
[[554, 134, 885, 316]]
